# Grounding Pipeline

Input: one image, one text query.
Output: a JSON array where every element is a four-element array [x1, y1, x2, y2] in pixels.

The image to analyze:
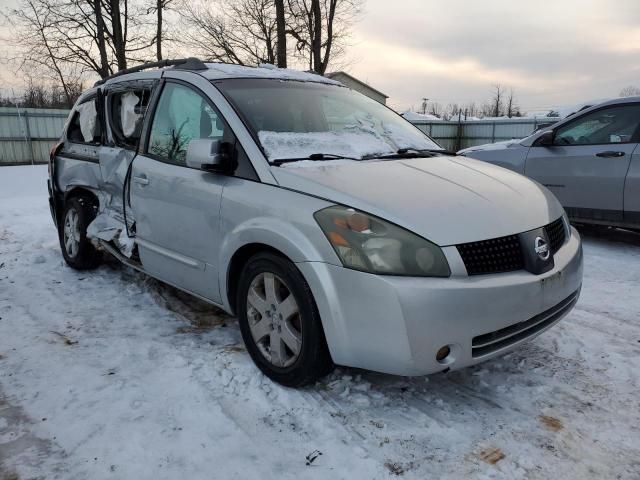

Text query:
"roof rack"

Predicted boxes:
[[94, 57, 207, 87]]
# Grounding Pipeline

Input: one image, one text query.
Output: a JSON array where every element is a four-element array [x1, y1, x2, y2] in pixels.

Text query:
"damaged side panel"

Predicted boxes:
[[55, 79, 158, 259]]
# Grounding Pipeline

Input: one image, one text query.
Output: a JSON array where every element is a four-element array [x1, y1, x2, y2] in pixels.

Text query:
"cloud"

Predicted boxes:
[[345, 0, 640, 111]]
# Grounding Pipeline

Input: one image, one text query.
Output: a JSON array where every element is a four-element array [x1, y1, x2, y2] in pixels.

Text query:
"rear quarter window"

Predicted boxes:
[[67, 98, 102, 145]]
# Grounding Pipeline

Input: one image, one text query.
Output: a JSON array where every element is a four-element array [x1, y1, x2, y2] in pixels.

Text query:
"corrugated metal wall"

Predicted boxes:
[[0, 107, 69, 165], [0, 107, 559, 164], [410, 118, 559, 151]]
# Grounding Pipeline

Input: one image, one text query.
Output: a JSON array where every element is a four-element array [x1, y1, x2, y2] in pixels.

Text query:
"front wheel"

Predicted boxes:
[[236, 252, 333, 387]]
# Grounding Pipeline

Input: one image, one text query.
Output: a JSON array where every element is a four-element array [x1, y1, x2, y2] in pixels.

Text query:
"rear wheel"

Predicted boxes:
[[236, 252, 333, 387], [59, 197, 101, 270]]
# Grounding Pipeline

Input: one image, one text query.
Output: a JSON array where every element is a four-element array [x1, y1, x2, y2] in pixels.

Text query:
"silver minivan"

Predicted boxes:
[[48, 58, 583, 386], [459, 97, 640, 231]]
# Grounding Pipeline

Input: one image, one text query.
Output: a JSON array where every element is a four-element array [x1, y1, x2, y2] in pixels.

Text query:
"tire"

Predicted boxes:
[[236, 252, 334, 387], [59, 196, 101, 270]]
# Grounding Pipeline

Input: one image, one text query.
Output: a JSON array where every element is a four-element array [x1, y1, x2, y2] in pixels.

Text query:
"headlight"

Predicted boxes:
[[314, 206, 450, 277]]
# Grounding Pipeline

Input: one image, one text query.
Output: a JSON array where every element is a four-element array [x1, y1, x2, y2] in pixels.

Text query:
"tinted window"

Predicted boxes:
[[148, 83, 229, 165], [555, 105, 640, 145], [67, 98, 101, 144]]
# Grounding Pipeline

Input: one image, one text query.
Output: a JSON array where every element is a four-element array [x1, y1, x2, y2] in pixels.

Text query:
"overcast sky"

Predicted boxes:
[[347, 0, 640, 112], [1, 0, 638, 113]]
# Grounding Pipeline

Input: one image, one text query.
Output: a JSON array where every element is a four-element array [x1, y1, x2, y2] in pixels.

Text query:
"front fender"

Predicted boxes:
[[217, 179, 341, 311]]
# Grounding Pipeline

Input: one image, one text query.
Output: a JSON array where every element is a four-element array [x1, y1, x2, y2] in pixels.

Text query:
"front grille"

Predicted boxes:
[[544, 217, 566, 254], [456, 234, 524, 275], [471, 289, 579, 357], [457, 217, 567, 276]]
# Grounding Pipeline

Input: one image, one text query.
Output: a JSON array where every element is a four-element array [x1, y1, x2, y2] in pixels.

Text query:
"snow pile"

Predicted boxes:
[[1, 165, 639, 479], [259, 126, 440, 161], [401, 111, 442, 121], [259, 130, 393, 160]]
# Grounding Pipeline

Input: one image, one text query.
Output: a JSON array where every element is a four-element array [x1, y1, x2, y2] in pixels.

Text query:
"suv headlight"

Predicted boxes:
[[314, 206, 450, 277]]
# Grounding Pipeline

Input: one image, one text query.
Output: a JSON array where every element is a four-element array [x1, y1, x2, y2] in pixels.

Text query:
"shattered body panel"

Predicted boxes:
[[54, 78, 158, 257]]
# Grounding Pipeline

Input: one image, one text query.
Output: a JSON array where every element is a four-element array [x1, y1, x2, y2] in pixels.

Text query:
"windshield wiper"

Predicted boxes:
[[362, 148, 454, 160], [272, 153, 359, 166]]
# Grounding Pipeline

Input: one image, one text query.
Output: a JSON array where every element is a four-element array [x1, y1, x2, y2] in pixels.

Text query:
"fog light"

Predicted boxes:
[[436, 345, 451, 362]]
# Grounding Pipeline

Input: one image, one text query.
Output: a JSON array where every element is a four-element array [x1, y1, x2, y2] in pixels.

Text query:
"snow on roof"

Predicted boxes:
[[401, 111, 442, 121], [200, 62, 343, 85]]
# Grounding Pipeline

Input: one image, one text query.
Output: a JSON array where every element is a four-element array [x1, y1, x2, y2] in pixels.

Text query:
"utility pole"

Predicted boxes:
[[421, 98, 429, 115]]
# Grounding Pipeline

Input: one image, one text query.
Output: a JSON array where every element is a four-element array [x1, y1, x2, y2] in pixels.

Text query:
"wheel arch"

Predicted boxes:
[[59, 187, 100, 226], [225, 243, 290, 315], [64, 186, 99, 203], [219, 216, 340, 314]]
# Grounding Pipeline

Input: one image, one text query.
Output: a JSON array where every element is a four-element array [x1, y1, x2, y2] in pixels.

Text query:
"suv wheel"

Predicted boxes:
[[237, 252, 333, 387], [59, 197, 101, 270]]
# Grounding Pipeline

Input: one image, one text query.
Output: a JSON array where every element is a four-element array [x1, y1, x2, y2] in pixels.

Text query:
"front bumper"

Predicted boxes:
[[297, 226, 583, 376]]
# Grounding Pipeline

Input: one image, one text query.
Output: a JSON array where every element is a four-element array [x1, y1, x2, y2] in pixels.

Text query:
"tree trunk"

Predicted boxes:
[[311, 0, 322, 73], [156, 0, 163, 60], [274, 0, 286, 67], [319, 0, 337, 74], [94, 0, 110, 78], [110, 0, 127, 71]]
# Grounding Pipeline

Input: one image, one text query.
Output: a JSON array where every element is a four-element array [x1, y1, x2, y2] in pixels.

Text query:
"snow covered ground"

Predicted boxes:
[[1, 165, 639, 479]]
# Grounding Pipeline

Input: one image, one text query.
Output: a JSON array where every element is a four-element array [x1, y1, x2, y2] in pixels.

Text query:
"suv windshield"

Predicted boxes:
[[215, 79, 443, 162]]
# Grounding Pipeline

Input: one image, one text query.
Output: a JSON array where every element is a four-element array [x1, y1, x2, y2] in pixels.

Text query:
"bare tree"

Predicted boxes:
[[489, 84, 504, 117], [505, 88, 518, 118], [9, 0, 82, 105], [12, 78, 83, 108], [463, 102, 478, 119], [428, 101, 442, 118], [620, 85, 640, 97], [275, 0, 287, 67], [146, 0, 175, 60], [11, 0, 158, 80], [286, 0, 361, 74], [179, 0, 278, 65], [443, 103, 460, 121]]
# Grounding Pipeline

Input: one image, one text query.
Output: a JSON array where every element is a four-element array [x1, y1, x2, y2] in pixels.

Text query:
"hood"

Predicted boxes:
[[271, 156, 564, 246], [457, 138, 523, 155]]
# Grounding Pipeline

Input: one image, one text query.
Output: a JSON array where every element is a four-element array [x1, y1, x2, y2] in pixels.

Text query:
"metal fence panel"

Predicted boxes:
[[0, 107, 69, 164], [0, 107, 560, 165], [410, 118, 559, 151]]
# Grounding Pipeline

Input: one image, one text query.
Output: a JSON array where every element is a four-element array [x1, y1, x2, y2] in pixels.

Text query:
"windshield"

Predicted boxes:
[[215, 79, 443, 162]]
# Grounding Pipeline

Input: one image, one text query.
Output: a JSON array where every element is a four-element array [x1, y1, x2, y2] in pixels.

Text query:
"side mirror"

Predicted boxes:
[[186, 139, 230, 172], [536, 130, 555, 147]]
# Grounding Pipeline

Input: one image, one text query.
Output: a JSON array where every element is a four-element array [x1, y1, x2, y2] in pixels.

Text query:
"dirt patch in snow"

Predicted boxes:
[[477, 447, 506, 465], [540, 415, 564, 432]]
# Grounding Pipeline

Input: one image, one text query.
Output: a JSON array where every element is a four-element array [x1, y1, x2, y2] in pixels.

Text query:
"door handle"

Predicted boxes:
[[132, 175, 149, 186], [596, 151, 625, 158]]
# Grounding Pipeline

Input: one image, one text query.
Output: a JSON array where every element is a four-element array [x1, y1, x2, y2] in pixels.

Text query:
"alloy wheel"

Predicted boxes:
[[63, 207, 81, 258], [246, 272, 302, 368]]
